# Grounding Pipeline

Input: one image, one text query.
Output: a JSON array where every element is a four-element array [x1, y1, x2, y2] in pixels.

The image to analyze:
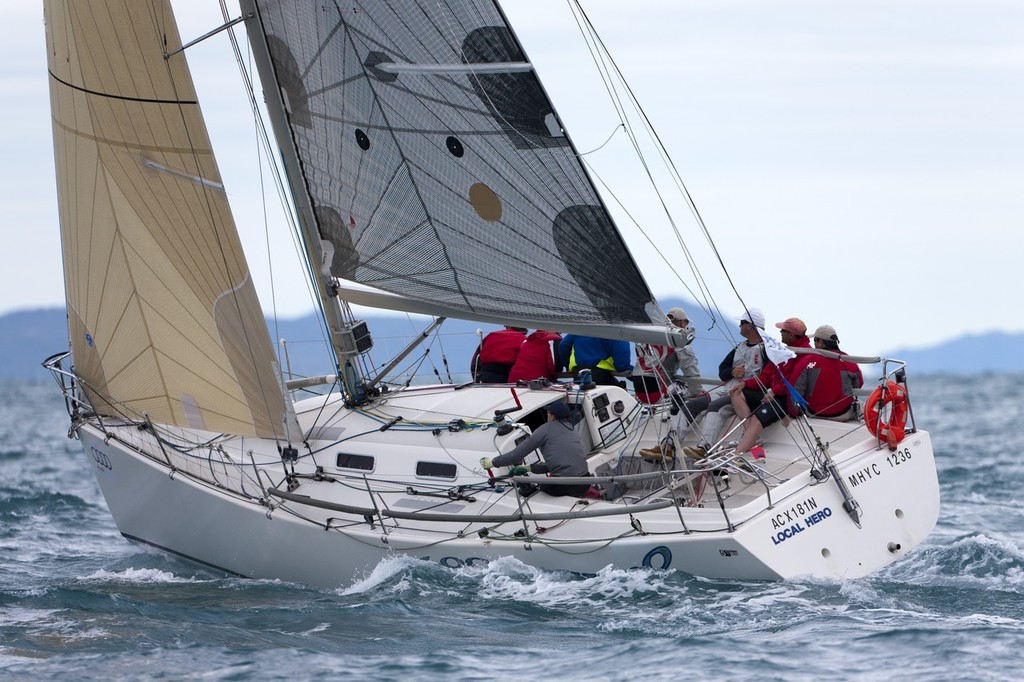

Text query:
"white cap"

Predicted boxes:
[[739, 307, 766, 330], [813, 324, 839, 343]]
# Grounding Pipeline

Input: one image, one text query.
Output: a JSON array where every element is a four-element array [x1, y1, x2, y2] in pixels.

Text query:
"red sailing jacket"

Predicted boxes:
[[789, 351, 864, 417], [743, 335, 812, 397], [508, 330, 562, 383], [476, 328, 527, 365]]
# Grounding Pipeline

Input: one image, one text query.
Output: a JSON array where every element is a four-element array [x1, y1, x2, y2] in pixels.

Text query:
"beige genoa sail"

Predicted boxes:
[[45, 0, 290, 439]]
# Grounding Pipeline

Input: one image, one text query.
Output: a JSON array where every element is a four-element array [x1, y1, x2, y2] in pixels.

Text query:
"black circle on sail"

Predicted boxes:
[[446, 136, 464, 158], [355, 129, 371, 151]]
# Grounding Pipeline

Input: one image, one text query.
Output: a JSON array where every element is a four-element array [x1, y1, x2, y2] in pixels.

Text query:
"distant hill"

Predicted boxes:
[[0, 308, 71, 380], [886, 331, 1024, 374], [0, 304, 732, 382], [2, 306, 1020, 381]]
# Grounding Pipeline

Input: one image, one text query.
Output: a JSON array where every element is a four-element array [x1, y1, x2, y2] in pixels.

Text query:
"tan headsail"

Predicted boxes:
[[45, 0, 290, 439]]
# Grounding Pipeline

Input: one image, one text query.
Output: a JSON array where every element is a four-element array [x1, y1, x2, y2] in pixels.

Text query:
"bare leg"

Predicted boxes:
[[734, 416, 763, 455], [731, 389, 752, 420]]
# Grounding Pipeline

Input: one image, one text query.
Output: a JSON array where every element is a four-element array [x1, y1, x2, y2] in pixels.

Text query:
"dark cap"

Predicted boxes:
[[543, 401, 571, 419]]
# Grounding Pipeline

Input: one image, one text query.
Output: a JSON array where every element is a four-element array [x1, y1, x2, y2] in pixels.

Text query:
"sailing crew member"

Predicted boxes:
[[631, 306, 701, 404], [558, 334, 632, 387], [508, 330, 563, 383], [471, 326, 527, 383], [479, 401, 591, 497], [726, 316, 812, 457], [788, 324, 864, 421], [681, 307, 768, 460]]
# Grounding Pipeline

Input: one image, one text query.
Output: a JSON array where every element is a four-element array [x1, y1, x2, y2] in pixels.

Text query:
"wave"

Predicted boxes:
[[77, 567, 203, 586]]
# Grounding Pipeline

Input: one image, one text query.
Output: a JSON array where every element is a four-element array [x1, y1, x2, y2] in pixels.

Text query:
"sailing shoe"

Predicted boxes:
[[682, 444, 708, 461], [639, 442, 674, 462]]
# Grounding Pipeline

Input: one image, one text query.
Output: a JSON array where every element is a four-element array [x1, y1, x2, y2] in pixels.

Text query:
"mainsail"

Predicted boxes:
[[45, 0, 291, 439], [244, 0, 661, 329]]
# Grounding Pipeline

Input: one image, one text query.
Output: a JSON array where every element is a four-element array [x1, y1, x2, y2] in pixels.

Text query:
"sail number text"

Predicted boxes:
[[886, 447, 913, 468]]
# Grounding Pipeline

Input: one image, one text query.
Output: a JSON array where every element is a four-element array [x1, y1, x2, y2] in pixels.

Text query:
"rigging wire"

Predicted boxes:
[[217, 0, 339, 377], [565, 0, 755, 344], [562, 2, 717, 317]]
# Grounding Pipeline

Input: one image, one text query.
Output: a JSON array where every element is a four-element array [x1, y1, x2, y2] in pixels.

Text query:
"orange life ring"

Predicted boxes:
[[864, 381, 908, 450]]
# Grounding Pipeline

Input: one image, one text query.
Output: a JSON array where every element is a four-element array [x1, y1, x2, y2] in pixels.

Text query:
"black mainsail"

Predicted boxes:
[[244, 0, 660, 331]]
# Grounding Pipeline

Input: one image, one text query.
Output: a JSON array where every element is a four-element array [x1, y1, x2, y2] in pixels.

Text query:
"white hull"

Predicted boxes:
[[73, 383, 939, 588]]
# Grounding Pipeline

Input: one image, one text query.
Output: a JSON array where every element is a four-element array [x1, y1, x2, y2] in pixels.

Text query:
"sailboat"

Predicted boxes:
[[42, 0, 939, 588]]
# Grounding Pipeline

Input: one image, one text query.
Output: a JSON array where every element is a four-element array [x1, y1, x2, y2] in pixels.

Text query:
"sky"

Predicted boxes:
[[1, 0, 1021, 357]]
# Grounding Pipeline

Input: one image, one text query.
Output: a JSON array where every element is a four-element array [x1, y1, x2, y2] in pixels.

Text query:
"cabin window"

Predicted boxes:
[[336, 453, 374, 471], [416, 461, 458, 480]]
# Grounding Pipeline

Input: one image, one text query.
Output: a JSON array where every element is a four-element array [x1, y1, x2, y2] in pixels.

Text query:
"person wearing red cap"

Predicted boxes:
[[726, 317, 811, 457], [775, 317, 808, 340]]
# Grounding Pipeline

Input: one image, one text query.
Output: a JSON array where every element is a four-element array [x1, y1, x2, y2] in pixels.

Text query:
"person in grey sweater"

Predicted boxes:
[[480, 401, 591, 497]]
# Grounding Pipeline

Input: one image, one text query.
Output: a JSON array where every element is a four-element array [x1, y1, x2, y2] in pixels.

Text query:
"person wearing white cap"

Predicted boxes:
[[787, 325, 864, 421], [738, 307, 766, 332]]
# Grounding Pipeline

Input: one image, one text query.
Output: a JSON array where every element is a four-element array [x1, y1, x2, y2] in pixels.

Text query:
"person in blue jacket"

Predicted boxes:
[[558, 334, 633, 387]]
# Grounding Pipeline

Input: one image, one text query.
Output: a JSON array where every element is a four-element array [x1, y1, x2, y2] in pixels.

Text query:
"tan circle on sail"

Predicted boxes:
[[469, 183, 502, 222]]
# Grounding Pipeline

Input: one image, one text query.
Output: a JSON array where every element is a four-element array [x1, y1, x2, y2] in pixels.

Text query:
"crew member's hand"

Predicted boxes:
[[732, 364, 745, 379], [480, 457, 493, 469], [509, 465, 531, 476]]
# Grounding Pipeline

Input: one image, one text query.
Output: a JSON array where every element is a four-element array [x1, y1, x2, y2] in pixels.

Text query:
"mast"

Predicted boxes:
[[238, 0, 367, 395]]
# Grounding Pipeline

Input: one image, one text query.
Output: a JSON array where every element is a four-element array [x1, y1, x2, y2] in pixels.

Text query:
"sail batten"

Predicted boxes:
[[374, 61, 533, 75], [46, 0, 290, 439], [246, 0, 661, 331], [138, 157, 226, 191]]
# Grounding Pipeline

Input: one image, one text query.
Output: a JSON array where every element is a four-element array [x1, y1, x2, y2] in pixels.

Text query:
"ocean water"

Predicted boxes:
[[1, 375, 1022, 681]]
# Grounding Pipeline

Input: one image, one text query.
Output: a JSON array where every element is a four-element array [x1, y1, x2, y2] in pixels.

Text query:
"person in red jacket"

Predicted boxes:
[[471, 326, 527, 383], [508, 330, 563, 383], [789, 324, 864, 421]]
